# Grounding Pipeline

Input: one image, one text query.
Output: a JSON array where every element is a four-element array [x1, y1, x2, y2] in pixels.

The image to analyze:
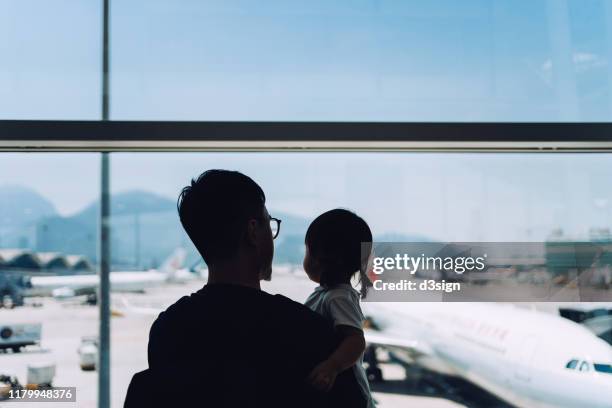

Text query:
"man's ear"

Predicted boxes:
[[245, 219, 259, 246]]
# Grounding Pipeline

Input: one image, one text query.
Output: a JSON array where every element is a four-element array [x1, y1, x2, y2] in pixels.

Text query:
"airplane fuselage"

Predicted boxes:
[[28, 270, 167, 297], [364, 302, 612, 408]]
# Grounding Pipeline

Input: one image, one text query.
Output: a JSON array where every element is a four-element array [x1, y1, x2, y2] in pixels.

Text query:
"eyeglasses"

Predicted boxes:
[[269, 217, 281, 239]]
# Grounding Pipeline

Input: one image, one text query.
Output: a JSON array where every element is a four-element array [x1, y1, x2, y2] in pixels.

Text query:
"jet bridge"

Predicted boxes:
[[559, 306, 612, 345]]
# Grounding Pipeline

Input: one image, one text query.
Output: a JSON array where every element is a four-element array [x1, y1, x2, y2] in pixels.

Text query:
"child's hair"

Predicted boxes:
[[305, 209, 373, 298]]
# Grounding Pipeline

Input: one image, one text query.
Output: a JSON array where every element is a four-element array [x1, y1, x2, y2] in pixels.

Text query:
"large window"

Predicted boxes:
[[109, 1, 612, 121], [3, 0, 612, 122], [2, 1, 612, 408], [1, 152, 611, 407]]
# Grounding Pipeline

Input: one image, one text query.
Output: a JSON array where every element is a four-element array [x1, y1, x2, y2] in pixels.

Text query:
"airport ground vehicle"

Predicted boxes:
[[0, 323, 41, 352], [78, 336, 98, 371], [0, 273, 30, 308]]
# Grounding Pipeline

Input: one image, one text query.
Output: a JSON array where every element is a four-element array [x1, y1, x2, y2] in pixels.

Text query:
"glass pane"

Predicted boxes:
[[0, 1, 100, 119], [0, 154, 99, 404], [2, 152, 612, 407], [111, 0, 612, 121], [108, 152, 611, 406], [4, 1, 612, 122]]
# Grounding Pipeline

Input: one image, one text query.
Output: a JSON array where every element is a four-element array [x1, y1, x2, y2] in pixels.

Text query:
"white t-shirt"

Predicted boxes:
[[304, 284, 375, 408]]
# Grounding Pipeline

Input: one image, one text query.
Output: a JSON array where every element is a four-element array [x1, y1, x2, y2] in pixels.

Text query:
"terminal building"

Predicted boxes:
[[0, 249, 93, 274], [0, 249, 94, 307]]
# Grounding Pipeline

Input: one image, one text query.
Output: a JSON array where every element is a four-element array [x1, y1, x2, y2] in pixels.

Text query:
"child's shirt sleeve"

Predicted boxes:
[[325, 291, 365, 330]]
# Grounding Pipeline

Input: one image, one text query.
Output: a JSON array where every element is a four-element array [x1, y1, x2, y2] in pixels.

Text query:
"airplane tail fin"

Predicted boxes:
[[159, 248, 187, 276]]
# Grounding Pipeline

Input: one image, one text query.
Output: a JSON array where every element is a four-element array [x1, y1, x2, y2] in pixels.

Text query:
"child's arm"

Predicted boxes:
[[326, 325, 366, 372], [308, 325, 366, 392]]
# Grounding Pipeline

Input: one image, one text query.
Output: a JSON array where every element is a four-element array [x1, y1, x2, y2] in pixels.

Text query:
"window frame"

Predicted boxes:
[[2, 121, 612, 152]]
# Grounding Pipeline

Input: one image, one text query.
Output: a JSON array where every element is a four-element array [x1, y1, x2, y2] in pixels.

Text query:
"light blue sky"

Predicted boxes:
[[2, 1, 612, 242], [2, 0, 612, 120]]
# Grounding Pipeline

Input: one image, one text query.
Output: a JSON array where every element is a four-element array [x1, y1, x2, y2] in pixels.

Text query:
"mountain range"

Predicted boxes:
[[0, 186, 428, 269]]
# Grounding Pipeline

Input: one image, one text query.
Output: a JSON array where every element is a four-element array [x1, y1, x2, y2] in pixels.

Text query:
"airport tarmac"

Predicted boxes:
[[0, 268, 504, 408]]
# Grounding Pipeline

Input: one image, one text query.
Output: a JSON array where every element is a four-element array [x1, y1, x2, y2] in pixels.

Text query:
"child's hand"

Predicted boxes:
[[308, 359, 340, 392]]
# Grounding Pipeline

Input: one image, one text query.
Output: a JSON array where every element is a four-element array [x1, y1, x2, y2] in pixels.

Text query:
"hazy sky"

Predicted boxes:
[[2, 152, 612, 242]]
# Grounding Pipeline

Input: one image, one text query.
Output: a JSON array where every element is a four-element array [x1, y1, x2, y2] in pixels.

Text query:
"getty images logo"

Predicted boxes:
[[370, 253, 488, 275]]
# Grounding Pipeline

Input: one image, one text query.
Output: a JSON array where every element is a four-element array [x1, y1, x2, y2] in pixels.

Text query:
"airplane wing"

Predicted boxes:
[[364, 329, 433, 358]]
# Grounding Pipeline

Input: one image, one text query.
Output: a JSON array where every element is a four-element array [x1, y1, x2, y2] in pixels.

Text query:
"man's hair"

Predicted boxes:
[[305, 208, 373, 298], [177, 170, 266, 265]]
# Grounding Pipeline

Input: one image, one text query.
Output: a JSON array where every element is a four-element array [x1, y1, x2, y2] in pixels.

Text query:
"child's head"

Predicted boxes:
[[304, 209, 373, 298]]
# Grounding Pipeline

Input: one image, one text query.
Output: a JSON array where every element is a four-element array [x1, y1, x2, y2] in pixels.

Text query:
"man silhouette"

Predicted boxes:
[[125, 170, 365, 408]]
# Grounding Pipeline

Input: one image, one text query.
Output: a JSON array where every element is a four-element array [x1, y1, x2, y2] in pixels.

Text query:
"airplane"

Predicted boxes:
[[363, 302, 612, 408], [113, 264, 612, 407], [26, 248, 193, 299]]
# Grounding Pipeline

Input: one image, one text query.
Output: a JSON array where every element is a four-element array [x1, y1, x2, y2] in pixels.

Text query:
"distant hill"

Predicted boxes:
[[0, 186, 435, 268], [36, 191, 183, 267], [0, 186, 57, 226], [73, 190, 176, 225], [0, 186, 57, 247]]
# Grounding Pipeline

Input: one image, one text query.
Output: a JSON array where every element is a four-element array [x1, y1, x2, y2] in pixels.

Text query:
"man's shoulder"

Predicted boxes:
[[154, 293, 191, 318], [267, 294, 332, 331], [149, 296, 182, 334], [153, 286, 216, 320], [270, 293, 320, 317], [150, 288, 333, 341], [149, 292, 201, 337]]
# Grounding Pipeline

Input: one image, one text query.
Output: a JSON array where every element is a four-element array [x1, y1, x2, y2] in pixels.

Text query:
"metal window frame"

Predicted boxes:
[[2, 120, 612, 152]]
